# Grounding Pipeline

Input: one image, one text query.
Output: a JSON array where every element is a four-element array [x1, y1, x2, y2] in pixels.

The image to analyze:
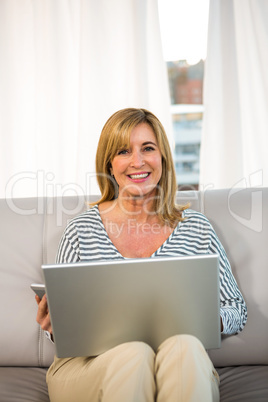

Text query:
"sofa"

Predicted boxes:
[[0, 188, 268, 401]]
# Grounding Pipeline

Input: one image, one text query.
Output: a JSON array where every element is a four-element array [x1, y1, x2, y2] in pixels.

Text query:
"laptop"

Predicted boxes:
[[42, 254, 221, 358]]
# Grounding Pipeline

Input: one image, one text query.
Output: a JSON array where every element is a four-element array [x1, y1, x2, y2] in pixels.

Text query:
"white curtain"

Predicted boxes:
[[0, 0, 171, 198], [200, 0, 268, 190]]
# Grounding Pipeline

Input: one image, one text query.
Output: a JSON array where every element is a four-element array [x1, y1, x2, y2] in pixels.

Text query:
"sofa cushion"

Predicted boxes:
[[217, 366, 268, 401], [0, 367, 49, 402]]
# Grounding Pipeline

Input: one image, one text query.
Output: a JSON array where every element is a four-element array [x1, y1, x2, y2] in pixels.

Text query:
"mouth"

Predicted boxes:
[[128, 173, 150, 180]]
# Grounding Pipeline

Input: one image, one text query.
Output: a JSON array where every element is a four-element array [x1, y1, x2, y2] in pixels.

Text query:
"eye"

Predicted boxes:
[[144, 146, 155, 152], [117, 149, 129, 155]]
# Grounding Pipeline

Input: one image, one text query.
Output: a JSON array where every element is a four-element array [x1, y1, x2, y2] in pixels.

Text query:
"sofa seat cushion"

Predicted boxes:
[[0, 367, 49, 402], [217, 365, 268, 401]]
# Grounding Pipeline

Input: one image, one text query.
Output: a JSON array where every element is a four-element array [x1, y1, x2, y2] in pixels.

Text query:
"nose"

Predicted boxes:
[[130, 150, 145, 168]]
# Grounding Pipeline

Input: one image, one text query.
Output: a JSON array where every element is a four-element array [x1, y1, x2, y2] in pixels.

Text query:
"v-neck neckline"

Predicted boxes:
[[94, 204, 183, 259]]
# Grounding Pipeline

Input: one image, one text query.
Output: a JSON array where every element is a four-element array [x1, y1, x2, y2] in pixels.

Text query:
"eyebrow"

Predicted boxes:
[[142, 141, 157, 146]]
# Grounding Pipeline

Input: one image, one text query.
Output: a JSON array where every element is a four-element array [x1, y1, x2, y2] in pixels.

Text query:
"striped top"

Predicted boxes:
[[56, 205, 247, 335]]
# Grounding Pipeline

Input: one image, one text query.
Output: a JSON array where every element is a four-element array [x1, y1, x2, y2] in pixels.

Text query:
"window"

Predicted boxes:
[[158, 0, 209, 190]]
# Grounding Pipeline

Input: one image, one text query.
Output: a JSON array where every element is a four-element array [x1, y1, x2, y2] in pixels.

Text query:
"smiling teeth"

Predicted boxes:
[[129, 173, 149, 179]]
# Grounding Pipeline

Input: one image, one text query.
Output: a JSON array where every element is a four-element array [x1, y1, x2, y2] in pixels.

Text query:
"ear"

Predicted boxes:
[[110, 167, 114, 176]]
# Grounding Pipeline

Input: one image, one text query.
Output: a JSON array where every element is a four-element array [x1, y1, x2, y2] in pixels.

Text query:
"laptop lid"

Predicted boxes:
[[42, 254, 221, 358]]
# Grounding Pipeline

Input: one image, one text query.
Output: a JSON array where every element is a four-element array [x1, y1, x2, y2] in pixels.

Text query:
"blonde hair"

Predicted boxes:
[[93, 108, 188, 226]]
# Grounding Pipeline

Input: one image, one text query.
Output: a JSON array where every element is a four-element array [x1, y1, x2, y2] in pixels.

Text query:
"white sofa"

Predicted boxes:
[[1, 188, 268, 401]]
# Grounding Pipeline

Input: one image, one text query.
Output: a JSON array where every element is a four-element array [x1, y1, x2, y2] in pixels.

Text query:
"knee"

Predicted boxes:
[[175, 334, 204, 349], [158, 334, 206, 357], [127, 341, 155, 358], [113, 341, 155, 364], [104, 341, 155, 386]]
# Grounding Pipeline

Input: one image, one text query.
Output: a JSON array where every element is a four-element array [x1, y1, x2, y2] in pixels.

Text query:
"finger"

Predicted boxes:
[[36, 295, 48, 320], [36, 297, 52, 332], [40, 314, 52, 332], [37, 314, 52, 332]]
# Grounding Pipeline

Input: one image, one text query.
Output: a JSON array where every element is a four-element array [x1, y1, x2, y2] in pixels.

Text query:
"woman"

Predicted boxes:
[[36, 108, 247, 402]]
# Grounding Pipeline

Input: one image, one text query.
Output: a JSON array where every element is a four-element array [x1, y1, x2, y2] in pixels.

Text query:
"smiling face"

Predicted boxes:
[[110, 123, 162, 199]]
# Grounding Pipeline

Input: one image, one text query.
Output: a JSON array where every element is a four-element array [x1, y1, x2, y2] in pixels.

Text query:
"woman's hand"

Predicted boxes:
[[35, 294, 53, 335]]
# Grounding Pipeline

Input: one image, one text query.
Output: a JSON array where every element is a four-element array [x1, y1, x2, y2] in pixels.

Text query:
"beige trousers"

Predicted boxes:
[[47, 334, 220, 402]]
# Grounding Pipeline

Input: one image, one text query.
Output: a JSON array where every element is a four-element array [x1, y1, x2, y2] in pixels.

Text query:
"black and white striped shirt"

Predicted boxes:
[[56, 205, 247, 335]]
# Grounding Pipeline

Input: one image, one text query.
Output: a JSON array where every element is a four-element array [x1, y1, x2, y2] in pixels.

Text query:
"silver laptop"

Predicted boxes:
[[42, 254, 221, 358]]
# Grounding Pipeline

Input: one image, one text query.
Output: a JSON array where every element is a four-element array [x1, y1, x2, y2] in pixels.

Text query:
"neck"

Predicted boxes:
[[115, 193, 157, 223]]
